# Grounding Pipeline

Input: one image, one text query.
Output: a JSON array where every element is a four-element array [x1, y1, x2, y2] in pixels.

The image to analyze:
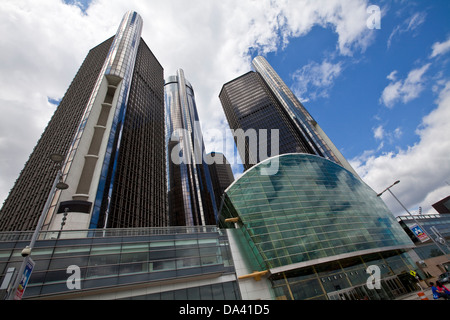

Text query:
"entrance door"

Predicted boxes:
[[327, 276, 409, 300], [383, 276, 408, 297], [327, 285, 374, 300]]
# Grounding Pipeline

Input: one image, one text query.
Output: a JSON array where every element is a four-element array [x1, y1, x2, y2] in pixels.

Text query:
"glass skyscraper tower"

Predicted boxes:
[[220, 56, 358, 177], [207, 152, 235, 212], [0, 11, 167, 231], [165, 69, 218, 226]]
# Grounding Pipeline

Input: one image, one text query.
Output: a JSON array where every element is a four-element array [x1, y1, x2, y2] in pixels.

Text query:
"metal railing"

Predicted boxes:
[[0, 225, 221, 242]]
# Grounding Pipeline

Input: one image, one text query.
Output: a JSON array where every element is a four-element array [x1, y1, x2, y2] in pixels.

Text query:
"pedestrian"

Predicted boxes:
[[437, 280, 450, 295], [430, 281, 449, 300]]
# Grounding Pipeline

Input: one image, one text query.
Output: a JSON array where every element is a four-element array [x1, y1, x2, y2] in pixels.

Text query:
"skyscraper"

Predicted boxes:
[[165, 69, 218, 226], [0, 11, 167, 231], [207, 152, 235, 211], [219, 56, 358, 177]]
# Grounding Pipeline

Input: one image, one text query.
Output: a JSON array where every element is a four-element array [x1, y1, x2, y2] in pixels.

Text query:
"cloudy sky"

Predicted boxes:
[[1, 0, 449, 217]]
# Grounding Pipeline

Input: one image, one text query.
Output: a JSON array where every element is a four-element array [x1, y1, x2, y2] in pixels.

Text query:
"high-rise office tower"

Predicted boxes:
[[165, 69, 218, 226], [219, 56, 357, 176], [0, 11, 167, 231], [207, 152, 235, 211]]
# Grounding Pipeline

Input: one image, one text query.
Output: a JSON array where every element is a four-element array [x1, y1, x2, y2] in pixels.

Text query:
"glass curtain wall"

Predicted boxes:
[[271, 250, 418, 300], [165, 70, 218, 226], [0, 227, 235, 299], [220, 154, 413, 270]]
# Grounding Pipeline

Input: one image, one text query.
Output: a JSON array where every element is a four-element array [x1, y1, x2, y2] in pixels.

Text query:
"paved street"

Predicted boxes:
[[397, 286, 443, 300]]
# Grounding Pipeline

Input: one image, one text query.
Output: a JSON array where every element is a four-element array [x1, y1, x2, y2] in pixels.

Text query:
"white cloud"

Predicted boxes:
[[387, 70, 398, 81], [0, 0, 111, 206], [430, 36, 450, 58], [0, 0, 375, 205], [352, 81, 450, 216], [393, 127, 403, 140], [380, 81, 402, 107], [278, 0, 374, 56], [373, 125, 384, 140], [406, 12, 427, 31], [387, 11, 426, 48], [380, 63, 431, 107], [372, 125, 403, 149], [291, 60, 343, 102]]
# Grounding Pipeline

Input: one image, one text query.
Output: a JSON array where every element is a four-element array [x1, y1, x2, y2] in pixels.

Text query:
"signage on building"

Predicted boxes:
[[13, 257, 35, 300], [410, 224, 430, 243]]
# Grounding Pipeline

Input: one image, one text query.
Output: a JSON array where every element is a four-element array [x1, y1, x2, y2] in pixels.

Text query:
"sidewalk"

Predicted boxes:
[[396, 287, 436, 300]]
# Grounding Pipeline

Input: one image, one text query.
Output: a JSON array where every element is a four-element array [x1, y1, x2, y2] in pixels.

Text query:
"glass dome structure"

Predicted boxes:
[[219, 153, 414, 272]]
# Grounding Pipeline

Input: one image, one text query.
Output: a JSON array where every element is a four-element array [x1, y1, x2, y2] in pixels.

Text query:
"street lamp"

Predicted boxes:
[[377, 180, 432, 290], [377, 180, 450, 264], [7, 153, 68, 300], [377, 180, 400, 197], [50, 153, 69, 190], [377, 179, 427, 235]]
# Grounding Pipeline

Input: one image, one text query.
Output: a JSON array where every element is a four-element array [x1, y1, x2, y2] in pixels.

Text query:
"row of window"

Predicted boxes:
[[119, 281, 241, 300], [270, 250, 416, 300]]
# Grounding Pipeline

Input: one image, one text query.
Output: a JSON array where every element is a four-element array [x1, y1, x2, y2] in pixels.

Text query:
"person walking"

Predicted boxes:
[[430, 281, 450, 300], [437, 281, 450, 295]]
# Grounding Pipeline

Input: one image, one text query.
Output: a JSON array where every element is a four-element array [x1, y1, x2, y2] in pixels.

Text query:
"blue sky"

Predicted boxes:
[[264, 0, 449, 162], [63, 0, 90, 13], [0, 0, 449, 217], [259, 1, 450, 215]]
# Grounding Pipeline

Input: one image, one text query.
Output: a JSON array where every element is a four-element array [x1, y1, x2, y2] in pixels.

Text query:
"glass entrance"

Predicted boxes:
[[327, 276, 411, 300]]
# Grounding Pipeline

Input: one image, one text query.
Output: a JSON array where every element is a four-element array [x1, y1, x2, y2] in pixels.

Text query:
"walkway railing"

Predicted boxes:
[[0, 225, 221, 242]]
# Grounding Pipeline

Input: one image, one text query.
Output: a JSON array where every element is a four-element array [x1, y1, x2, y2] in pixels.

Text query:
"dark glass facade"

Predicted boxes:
[[220, 153, 417, 299], [397, 214, 450, 261], [207, 152, 235, 211], [0, 37, 114, 231], [0, 227, 238, 299], [271, 250, 419, 300], [94, 38, 167, 228], [219, 71, 313, 170], [0, 12, 167, 231], [220, 154, 414, 270], [219, 56, 357, 176], [398, 214, 450, 244], [165, 70, 217, 226], [119, 281, 240, 300], [251, 56, 343, 165]]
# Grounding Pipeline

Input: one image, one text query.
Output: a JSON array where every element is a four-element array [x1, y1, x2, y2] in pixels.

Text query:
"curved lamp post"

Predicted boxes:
[[377, 180, 450, 267], [8, 153, 68, 300]]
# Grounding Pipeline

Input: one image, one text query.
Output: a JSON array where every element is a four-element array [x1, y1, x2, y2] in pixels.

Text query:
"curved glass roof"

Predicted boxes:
[[220, 153, 414, 271]]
